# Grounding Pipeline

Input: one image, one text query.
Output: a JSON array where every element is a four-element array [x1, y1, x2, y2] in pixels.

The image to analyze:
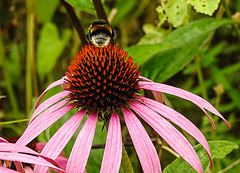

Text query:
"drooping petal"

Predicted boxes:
[[31, 98, 70, 125], [17, 103, 75, 146], [0, 143, 39, 154], [138, 81, 231, 129], [0, 138, 24, 172], [55, 155, 68, 170], [122, 108, 162, 173], [139, 77, 164, 103], [14, 161, 23, 173], [128, 101, 203, 173], [0, 166, 19, 173], [35, 143, 46, 151], [100, 113, 122, 173], [34, 77, 65, 109], [151, 90, 163, 103], [138, 96, 213, 169], [139, 76, 153, 82], [30, 91, 70, 123], [0, 137, 8, 143], [0, 153, 64, 172], [66, 112, 98, 173], [0, 143, 64, 171], [34, 108, 87, 173]]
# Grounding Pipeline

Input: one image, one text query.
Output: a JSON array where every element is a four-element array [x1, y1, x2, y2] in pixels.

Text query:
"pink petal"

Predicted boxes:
[[122, 108, 162, 173], [0, 137, 8, 143], [34, 77, 65, 109], [31, 98, 70, 125], [128, 101, 203, 173], [100, 113, 122, 173], [138, 96, 213, 169], [0, 143, 63, 171], [0, 139, 24, 173], [56, 155, 68, 170], [14, 161, 23, 173], [0, 166, 19, 173], [151, 90, 163, 103], [30, 91, 70, 123], [0, 153, 65, 172], [17, 102, 74, 146], [66, 112, 98, 173], [139, 76, 153, 82], [35, 143, 46, 151], [34, 108, 87, 173], [0, 143, 39, 155], [138, 81, 231, 129]]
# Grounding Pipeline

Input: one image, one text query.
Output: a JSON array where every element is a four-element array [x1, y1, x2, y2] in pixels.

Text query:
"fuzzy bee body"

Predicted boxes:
[[86, 20, 115, 47]]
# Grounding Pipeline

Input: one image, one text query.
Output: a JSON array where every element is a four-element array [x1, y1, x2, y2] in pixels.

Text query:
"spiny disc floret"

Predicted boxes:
[[65, 44, 140, 114]]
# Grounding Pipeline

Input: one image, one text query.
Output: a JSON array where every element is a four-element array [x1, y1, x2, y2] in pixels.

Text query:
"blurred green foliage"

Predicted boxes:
[[163, 141, 239, 173], [0, 0, 240, 172]]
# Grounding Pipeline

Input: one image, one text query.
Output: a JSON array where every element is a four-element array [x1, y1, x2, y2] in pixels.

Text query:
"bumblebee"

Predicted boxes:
[[86, 20, 115, 47]]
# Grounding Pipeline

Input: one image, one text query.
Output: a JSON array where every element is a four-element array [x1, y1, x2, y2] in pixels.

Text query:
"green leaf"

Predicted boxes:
[[188, 0, 221, 16], [36, 0, 59, 22], [138, 24, 170, 45], [36, 22, 71, 81], [141, 48, 181, 82], [156, 0, 188, 27], [163, 18, 235, 47], [65, 0, 95, 14], [125, 43, 173, 66], [137, 18, 238, 82], [163, 140, 239, 173], [121, 144, 134, 173]]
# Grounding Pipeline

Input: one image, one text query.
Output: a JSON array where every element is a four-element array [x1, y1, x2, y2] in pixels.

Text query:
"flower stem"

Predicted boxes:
[[92, 0, 109, 24], [121, 143, 134, 173], [0, 119, 30, 125], [217, 157, 240, 173], [25, 0, 36, 117], [60, 0, 88, 45], [195, 55, 208, 100]]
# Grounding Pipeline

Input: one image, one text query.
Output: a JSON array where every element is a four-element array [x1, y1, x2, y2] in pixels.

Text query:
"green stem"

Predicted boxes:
[[25, 0, 36, 117], [217, 157, 240, 173], [121, 143, 134, 173], [195, 55, 208, 100], [0, 119, 30, 125], [215, 93, 222, 109], [0, 26, 20, 118]]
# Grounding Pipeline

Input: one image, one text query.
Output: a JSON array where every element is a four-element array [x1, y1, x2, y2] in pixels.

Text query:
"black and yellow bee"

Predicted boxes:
[[86, 20, 115, 47]]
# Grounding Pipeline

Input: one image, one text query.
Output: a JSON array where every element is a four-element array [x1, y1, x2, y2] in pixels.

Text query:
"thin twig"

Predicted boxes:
[[92, 0, 109, 24], [108, 8, 117, 23], [152, 137, 180, 158], [60, 0, 88, 45], [217, 158, 240, 173]]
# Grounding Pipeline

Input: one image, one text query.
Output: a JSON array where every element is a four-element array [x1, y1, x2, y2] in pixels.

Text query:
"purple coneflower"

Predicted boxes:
[[16, 44, 230, 173]]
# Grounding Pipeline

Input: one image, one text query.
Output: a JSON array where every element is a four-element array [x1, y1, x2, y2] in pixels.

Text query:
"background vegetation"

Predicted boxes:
[[0, 0, 239, 172]]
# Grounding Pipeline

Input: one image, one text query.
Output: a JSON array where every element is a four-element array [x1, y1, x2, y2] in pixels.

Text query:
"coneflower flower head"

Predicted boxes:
[[15, 39, 230, 173], [65, 44, 140, 120]]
